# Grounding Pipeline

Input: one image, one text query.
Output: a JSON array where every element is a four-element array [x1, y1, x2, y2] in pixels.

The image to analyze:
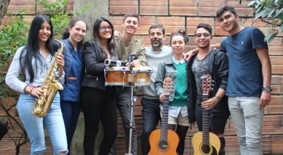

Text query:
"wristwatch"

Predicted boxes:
[[262, 86, 272, 92]]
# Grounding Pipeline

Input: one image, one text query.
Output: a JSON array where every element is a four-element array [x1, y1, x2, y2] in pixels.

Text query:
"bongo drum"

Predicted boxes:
[[129, 67, 152, 86], [104, 66, 130, 86]]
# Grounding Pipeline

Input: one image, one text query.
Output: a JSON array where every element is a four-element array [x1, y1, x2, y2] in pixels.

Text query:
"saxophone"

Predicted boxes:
[[32, 40, 65, 117]]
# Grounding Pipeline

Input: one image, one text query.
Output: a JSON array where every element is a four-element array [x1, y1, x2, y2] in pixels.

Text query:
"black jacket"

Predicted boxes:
[[81, 40, 109, 90], [187, 49, 230, 124]]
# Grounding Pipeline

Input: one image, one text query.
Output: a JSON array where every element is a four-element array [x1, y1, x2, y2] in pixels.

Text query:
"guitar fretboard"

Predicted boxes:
[[202, 94, 209, 146], [160, 94, 169, 141]]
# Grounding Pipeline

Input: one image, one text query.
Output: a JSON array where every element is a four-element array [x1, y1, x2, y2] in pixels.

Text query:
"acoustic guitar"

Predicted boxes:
[[148, 77, 179, 155], [192, 74, 221, 155]]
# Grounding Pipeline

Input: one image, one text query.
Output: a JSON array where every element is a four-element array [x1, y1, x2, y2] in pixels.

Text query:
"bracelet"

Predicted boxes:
[[213, 95, 221, 101], [28, 87, 34, 96]]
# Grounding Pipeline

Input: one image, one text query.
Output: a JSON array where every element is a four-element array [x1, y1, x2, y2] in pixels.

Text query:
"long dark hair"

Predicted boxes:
[[20, 14, 57, 82], [92, 17, 117, 60]]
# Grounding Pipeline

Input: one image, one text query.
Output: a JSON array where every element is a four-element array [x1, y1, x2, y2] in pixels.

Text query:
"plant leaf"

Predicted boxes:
[[265, 31, 278, 42]]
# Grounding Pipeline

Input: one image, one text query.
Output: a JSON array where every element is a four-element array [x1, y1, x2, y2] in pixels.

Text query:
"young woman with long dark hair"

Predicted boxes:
[[5, 14, 68, 155], [80, 17, 118, 155]]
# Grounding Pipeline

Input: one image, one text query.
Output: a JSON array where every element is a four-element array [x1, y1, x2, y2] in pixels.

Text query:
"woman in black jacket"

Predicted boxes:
[[81, 17, 118, 155]]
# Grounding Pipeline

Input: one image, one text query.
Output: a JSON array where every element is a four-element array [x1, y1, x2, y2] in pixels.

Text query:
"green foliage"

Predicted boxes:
[[51, 13, 70, 39], [37, 0, 68, 13], [73, 4, 93, 16], [37, 0, 70, 39], [0, 9, 28, 68], [248, 0, 283, 42]]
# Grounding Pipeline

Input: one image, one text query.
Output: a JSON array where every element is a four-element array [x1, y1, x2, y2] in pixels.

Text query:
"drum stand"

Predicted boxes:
[[125, 83, 136, 155]]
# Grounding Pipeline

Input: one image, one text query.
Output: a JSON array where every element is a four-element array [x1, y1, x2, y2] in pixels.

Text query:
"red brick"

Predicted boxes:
[[273, 65, 283, 75], [262, 135, 272, 154], [145, 16, 186, 36], [140, 0, 168, 15], [271, 76, 282, 85], [186, 17, 214, 35], [8, 0, 36, 14], [271, 135, 283, 153], [270, 56, 283, 65], [198, 0, 226, 17], [268, 38, 283, 56], [225, 0, 254, 17], [271, 76, 283, 94], [170, 0, 198, 16], [138, 16, 157, 35], [262, 115, 283, 134], [109, 0, 138, 15], [225, 136, 241, 154], [265, 96, 283, 115], [108, 16, 124, 33]]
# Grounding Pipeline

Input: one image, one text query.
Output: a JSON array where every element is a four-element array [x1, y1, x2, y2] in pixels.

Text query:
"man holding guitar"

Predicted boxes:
[[140, 24, 173, 155], [187, 23, 230, 155]]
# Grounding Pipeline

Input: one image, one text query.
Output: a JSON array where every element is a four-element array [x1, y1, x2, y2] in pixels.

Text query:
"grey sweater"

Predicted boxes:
[[141, 45, 173, 99]]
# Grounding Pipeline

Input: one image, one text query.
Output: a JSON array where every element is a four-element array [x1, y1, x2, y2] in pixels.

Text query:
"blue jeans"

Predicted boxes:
[[141, 98, 161, 155], [60, 101, 80, 154], [228, 97, 263, 155], [17, 93, 68, 155]]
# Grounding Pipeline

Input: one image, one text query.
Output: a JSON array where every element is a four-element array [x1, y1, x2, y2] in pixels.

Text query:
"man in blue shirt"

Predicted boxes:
[[217, 6, 272, 155]]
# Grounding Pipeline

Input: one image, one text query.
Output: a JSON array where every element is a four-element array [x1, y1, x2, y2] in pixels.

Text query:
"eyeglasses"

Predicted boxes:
[[195, 33, 211, 38], [99, 26, 112, 31]]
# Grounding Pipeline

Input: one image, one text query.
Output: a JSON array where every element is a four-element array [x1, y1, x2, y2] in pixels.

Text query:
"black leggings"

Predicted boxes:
[[168, 124, 189, 155], [81, 87, 117, 155]]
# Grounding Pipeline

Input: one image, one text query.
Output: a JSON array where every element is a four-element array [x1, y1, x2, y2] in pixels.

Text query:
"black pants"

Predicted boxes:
[[141, 98, 161, 155], [81, 87, 117, 155]]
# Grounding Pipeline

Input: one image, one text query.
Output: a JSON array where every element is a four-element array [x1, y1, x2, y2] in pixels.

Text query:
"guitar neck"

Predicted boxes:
[[202, 95, 209, 145], [160, 94, 169, 141]]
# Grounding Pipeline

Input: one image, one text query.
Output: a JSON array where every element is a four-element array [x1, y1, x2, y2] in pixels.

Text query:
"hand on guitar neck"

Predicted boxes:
[[192, 74, 221, 155], [148, 77, 179, 155]]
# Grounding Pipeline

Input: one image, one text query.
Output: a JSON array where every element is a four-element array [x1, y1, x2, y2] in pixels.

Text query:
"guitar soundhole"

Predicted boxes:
[[201, 144, 210, 154], [159, 140, 168, 150]]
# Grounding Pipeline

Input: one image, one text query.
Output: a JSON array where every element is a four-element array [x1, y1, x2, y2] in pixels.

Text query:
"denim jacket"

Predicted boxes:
[[154, 57, 178, 101]]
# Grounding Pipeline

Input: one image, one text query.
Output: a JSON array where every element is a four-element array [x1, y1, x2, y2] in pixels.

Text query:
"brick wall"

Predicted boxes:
[[0, 0, 282, 155]]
